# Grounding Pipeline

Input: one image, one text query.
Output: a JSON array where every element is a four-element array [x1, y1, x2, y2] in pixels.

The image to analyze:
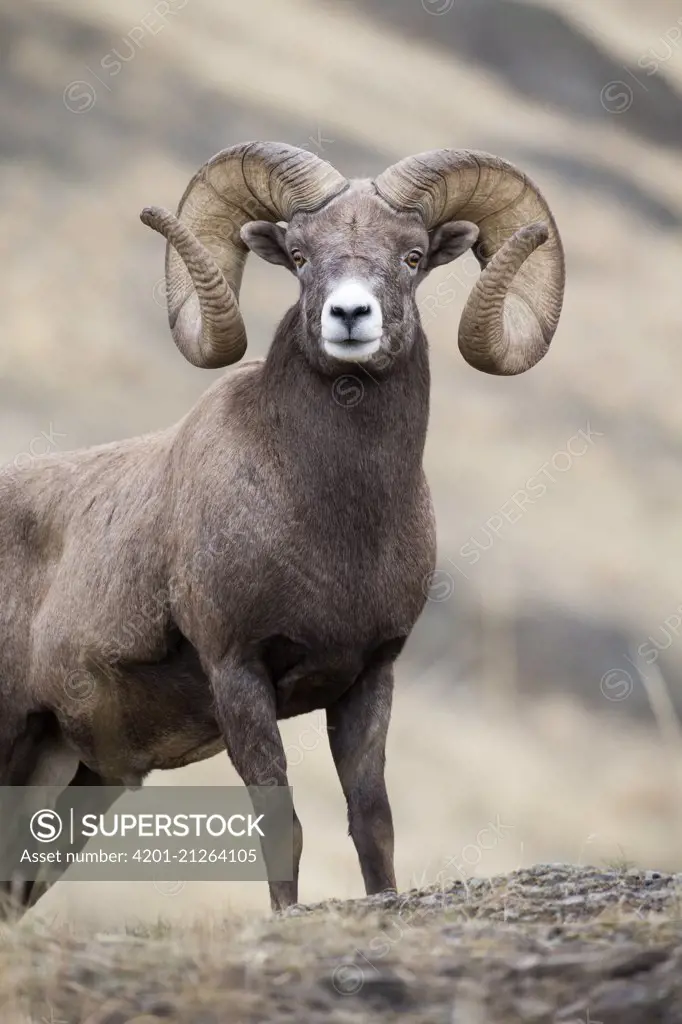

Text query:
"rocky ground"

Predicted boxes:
[[2, 864, 682, 1023]]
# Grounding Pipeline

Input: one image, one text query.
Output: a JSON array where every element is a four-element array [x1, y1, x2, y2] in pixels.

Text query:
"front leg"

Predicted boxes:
[[327, 662, 396, 895], [210, 654, 301, 911]]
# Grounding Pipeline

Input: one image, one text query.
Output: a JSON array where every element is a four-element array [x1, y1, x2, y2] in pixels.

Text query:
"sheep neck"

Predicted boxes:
[[259, 307, 430, 528]]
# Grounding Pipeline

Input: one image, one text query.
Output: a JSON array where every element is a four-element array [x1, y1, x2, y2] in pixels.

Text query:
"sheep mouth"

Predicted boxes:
[[322, 337, 383, 362]]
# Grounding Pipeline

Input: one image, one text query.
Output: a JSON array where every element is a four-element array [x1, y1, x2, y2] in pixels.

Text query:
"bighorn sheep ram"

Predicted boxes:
[[0, 143, 564, 913]]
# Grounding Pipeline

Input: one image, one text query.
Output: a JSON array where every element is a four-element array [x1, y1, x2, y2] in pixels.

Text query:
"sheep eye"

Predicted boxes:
[[291, 250, 307, 269], [404, 249, 423, 269]]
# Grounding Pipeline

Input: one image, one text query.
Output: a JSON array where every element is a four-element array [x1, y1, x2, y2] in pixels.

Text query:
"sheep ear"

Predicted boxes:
[[240, 221, 293, 270], [425, 220, 479, 270]]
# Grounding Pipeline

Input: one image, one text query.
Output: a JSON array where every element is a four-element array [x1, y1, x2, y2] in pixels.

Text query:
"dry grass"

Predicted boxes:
[[3, 865, 682, 1022]]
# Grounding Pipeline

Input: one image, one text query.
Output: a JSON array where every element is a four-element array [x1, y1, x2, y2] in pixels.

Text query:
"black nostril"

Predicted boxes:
[[329, 304, 371, 321]]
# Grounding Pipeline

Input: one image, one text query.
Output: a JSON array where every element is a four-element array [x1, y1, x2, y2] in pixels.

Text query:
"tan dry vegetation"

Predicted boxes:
[[3, 866, 682, 1022]]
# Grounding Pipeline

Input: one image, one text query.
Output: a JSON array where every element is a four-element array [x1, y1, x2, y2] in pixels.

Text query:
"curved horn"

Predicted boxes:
[[141, 142, 348, 368], [374, 150, 565, 375]]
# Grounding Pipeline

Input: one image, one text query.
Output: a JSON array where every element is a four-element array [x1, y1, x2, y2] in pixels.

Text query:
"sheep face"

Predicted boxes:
[[241, 184, 479, 374]]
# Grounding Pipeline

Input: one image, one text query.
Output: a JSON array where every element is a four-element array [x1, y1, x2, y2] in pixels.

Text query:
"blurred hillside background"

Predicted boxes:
[[2, 0, 682, 925]]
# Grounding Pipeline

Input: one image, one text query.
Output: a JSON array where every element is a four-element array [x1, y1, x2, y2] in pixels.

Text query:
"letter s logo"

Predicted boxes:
[[30, 809, 63, 843]]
